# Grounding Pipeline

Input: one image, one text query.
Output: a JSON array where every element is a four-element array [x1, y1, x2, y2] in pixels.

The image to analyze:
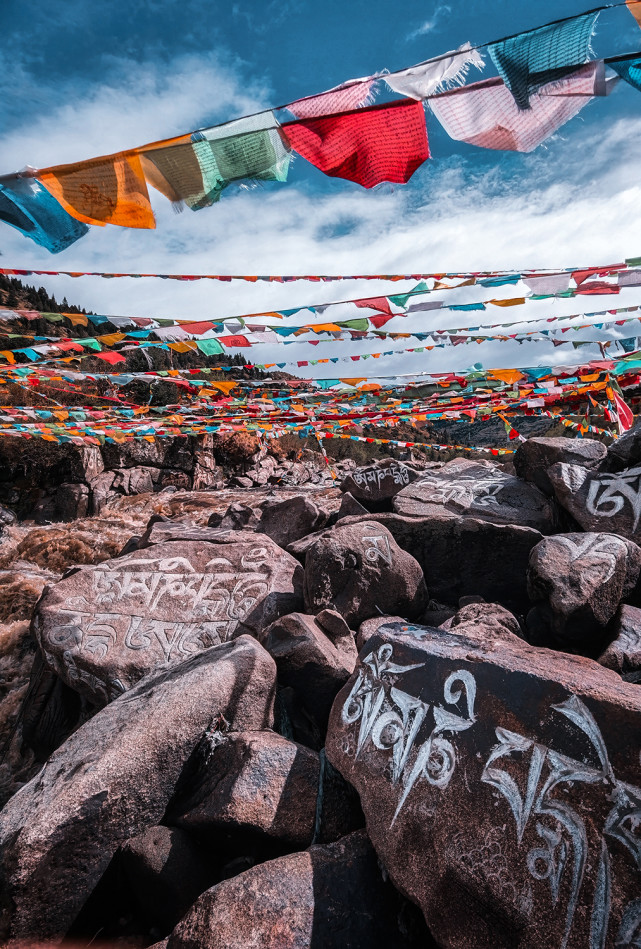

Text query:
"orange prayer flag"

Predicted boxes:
[[64, 312, 88, 326], [39, 152, 155, 229], [168, 341, 198, 352], [97, 333, 127, 345], [627, 0, 641, 27], [489, 298, 526, 307], [0, 351, 15, 364]]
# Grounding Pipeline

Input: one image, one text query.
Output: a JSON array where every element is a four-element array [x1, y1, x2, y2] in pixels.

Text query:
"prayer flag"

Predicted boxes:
[[386, 43, 484, 99], [428, 63, 601, 153], [0, 176, 88, 253], [609, 53, 641, 92], [287, 78, 377, 118], [488, 12, 599, 109], [196, 339, 224, 355], [283, 99, 429, 188], [39, 152, 155, 228], [95, 351, 126, 364]]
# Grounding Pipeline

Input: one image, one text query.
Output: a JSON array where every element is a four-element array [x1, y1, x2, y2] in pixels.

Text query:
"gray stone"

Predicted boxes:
[[393, 457, 557, 533], [340, 459, 420, 506], [0, 636, 275, 945], [604, 419, 641, 472], [257, 495, 326, 548]]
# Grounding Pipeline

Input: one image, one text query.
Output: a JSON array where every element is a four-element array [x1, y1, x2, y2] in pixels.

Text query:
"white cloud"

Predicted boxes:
[[406, 4, 452, 41]]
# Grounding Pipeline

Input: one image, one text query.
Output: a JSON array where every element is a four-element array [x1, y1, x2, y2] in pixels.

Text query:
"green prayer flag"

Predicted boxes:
[[196, 338, 224, 356]]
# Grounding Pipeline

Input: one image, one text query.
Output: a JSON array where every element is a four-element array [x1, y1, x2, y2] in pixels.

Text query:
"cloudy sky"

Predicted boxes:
[[1, 0, 641, 378]]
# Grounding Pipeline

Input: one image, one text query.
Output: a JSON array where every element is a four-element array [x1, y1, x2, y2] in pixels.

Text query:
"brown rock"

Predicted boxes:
[[527, 532, 641, 644], [513, 436, 607, 494], [119, 825, 216, 933], [340, 459, 420, 506], [326, 622, 641, 949], [263, 612, 357, 736], [257, 495, 327, 548], [393, 457, 557, 533], [165, 830, 427, 949], [0, 636, 275, 945], [208, 502, 261, 531], [302, 522, 428, 628], [171, 730, 358, 848], [33, 535, 303, 704], [335, 491, 369, 522], [599, 604, 641, 674], [55, 483, 90, 521], [548, 462, 641, 541], [603, 419, 641, 472], [449, 602, 523, 641]]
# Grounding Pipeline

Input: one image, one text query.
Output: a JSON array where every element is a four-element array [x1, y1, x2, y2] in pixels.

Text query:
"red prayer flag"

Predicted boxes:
[[95, 351, 126, 364], [353, 296, 394, 316], [218, 335, 251, 347], [282, 99, 429, 189]]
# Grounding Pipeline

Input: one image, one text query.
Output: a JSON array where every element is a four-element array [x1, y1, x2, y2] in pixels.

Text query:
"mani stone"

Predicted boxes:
[[393, 457, 557, 533], [0, 636, 276, 946], [548, 462, 641, 541], [165, 831, 424, 949], [599, 604, 641, 675], [338, 512, 543, 614], [32, 535, 303, 705], [302, 521, 428, 628], [340, 459, 420, 506], [513, 436, 607, 495], [326, 622, 641, 949], [527, 532, 641, 644]]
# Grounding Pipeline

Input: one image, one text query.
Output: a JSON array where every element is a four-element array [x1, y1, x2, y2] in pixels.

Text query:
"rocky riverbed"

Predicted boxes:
[[0, 430, 641, 948]]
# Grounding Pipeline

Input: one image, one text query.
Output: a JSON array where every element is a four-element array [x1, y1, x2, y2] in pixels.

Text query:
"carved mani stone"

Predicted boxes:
[[548, 462, 641, 542], [513, 437, 607, 495], [326, 622, 641, 949], [32, 535, 303, 704], [527, 533, 641, 644], [393, 457, 557, 533], [340, 459, 420, 506], [302, 522, 428, 628]]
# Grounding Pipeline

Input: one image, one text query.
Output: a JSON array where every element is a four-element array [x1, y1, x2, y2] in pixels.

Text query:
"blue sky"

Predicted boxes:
[[1, 0, 641, 378]]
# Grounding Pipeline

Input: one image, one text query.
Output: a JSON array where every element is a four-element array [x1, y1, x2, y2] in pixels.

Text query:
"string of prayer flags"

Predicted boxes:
[[488, 11, 600, 109], [385, 43, 485, 99], [39, 152, 155, 228], [429, 63, 602, 153], [286, 78, 377, 119], [0, 177, 88, 253], [609, 52, 641, 92], [283, 99, 429, 188]]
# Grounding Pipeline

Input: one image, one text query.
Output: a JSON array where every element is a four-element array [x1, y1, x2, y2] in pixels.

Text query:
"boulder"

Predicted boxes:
[[165, 831, 427, 949], [393, 457, 557, 533], [340, 459, 420, 507], [334, 491, 369, 522], [449, 602, 523, 641], [527, 532, 641, 644], [32, 535, 302, 704], [603, 419, 641, 472], [257, 495, 327, 548], [137, 522, 242, 548], [101, 436, 204, 474], [513, 436, 607, 494], [20, 653, 86, 761], [263, 612, 357, 735], [302, 522, 428, 628], [54, 483, 90, 521], [0, 503, 16, 528], [599, 604, 641, 674], [119, 825, 216, 933], [327, 622, 641, 949], [171, 730, 360, 848], [0, 636, 276, 945], [312, 513, 543, 613], [548, 462, 641, 541], [208, 502, 261, 532]]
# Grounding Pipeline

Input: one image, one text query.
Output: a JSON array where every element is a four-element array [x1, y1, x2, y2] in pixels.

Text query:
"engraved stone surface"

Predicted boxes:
[[549, 462, 641, 541], [0, 636, 276, 946], [32, 535, 303, 704], [326, 623, 641, 949], [393, 458, 557, 533], [341, 459, 420, 505], [514, 437, 607, 495], [527, 533, 641, 644], [302, 522, 428, 628]]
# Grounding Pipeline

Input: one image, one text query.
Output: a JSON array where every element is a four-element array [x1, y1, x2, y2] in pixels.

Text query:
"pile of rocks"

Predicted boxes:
[[1, 436, 641, 947]]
